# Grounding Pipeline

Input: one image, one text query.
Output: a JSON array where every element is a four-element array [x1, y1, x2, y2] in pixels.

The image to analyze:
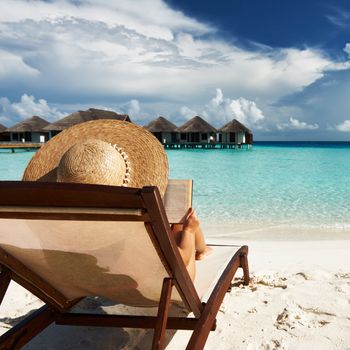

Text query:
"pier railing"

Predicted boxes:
[[164, 142, 252, 149], [0, 142, 252, 152]]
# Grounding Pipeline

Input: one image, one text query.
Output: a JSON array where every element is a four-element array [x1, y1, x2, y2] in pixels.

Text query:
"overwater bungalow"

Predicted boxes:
[[0, 124, 10, 142], [44, 108, 131, 138], [144, 116, 178, 144], [176, 116, 217, 146], [6, 116, 49, 143], [218, 119, 253, 147]]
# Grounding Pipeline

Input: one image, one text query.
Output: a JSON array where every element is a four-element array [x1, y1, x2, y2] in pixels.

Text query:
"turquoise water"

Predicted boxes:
[[1, 143, 350, 229], [168, 142, 350, 228], [0, 149, 37, 180]]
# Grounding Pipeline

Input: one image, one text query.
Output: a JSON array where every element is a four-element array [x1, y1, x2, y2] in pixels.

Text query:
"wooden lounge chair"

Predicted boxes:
[[0, 181, 249, 350]]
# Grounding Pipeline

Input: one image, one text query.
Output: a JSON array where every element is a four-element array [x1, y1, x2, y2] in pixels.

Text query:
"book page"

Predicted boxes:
[[163, 179, 193, 224]]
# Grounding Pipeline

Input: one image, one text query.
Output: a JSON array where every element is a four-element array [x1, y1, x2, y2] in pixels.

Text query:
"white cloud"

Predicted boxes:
[[335, 120, 350, 132], [289, 117, 319, 129], [206, 89, 264, 126], [0, 0, 350, 134], [180, 89, 264, 127], [0, 94, 65, 125], [229, 98, 264, 125], [277, 117, 319, 130], [210, 88, 224, 107], [0, 0, 212, 41], [0, 1, 348, 104], [344, 43, 350, 57]]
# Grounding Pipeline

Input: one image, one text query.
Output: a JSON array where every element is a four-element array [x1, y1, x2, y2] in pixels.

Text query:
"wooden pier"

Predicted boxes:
[[0, 142, 252, 152], [0, 143, 42, 153], [164, 142, 252, 149]]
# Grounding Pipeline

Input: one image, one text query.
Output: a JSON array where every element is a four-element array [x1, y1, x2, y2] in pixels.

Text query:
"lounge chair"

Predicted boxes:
[[0, 181, 249, 350]]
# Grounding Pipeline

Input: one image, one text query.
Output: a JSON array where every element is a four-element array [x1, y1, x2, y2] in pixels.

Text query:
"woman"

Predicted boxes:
[[23, 120, 212, 280]]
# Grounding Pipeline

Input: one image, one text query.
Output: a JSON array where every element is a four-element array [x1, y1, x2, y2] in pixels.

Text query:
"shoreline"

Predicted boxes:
[[0, 224, 349, 349], [203, 221, 350, 241]]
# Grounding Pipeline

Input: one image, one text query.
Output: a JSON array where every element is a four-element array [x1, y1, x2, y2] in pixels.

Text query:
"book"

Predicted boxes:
[[163, 179, 193, 224]]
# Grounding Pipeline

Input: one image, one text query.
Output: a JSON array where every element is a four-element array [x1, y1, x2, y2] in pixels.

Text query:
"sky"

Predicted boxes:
[[1, 0, 350, 140]]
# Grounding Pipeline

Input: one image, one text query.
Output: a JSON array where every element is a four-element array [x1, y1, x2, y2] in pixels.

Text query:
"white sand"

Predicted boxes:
[[0, 226, 349, 349]]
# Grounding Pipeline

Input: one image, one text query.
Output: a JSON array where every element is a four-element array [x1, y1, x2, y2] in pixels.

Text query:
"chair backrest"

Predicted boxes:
[[0, 182, 202, 316]]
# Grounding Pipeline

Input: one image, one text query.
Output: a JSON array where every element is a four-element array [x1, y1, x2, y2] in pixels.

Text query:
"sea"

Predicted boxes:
[[1, 142, 350, 235]]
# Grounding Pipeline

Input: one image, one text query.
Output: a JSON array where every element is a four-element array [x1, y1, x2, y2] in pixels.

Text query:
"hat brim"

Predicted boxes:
[[23, 120, 169, 196]]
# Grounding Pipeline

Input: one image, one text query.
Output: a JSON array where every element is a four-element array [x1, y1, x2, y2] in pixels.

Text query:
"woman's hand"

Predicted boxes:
[[182, 208, 200, 234]]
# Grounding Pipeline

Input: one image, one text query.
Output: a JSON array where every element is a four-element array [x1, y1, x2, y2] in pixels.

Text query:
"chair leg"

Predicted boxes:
[[0, 266, 11, 304], [240, 252, 250, 286], [186, 247, 249, 349], [0, 305, 55, 350], [152, 278, 173, 350]]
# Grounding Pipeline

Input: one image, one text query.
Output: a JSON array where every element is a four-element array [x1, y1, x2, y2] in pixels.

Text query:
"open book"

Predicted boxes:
[[163, 179, 193, 224]]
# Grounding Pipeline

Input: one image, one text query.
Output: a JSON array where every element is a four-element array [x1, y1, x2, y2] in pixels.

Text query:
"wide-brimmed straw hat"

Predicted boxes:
[[23, 119, 169, 196]]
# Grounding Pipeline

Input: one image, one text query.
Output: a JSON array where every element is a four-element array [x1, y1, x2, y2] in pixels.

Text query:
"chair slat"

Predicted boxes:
[[0, 182, 145, 209], [0, 206, 148, 221]]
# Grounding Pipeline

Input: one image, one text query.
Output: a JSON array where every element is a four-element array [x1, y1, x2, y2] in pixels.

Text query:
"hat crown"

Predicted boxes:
[[57, 139, 126, 186], [23, 119, 168, 197]]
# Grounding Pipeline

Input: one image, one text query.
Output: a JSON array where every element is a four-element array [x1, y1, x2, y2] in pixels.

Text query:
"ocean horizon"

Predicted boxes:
[[1, 141, 350, 235]]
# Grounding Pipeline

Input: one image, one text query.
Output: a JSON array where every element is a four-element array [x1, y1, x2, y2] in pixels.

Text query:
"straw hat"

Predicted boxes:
[[23, 120, 169, 196]]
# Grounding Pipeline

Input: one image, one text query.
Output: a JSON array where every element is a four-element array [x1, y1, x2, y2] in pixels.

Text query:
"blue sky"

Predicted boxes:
[[1, 0, 350, 140]]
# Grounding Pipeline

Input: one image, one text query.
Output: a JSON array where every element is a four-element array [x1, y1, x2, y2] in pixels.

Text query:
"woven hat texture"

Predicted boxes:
[[57, 139, 127, 186], [23, 120, 168, 196]]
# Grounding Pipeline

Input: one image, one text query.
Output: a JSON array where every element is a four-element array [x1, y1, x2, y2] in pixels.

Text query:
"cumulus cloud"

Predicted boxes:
[[277, 117, 319, 130], [0, 0, 350, 134], [0, 1, 349, 105], [210, 88, 224, 107], [180, 88, 264, 127], [335, 120, 350, 132], [0, 94, 65, 125], [229, 98, 264, 125]]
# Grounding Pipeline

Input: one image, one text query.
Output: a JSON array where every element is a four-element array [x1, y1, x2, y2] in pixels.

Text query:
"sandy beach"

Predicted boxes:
[[0, 225, 349, 349]]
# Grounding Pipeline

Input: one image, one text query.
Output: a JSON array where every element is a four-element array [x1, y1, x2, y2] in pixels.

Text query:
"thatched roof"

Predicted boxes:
[[219, 119, 251, 133], [177, 116, 217, 133], [144, 116, 177, 132], [44, 108, 131, 131], [0, 124, 7, 133], [6, 116, 49, 132]]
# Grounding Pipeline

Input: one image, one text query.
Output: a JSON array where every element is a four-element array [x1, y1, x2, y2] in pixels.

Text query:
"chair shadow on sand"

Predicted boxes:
[[0, 246, 188, 349]]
